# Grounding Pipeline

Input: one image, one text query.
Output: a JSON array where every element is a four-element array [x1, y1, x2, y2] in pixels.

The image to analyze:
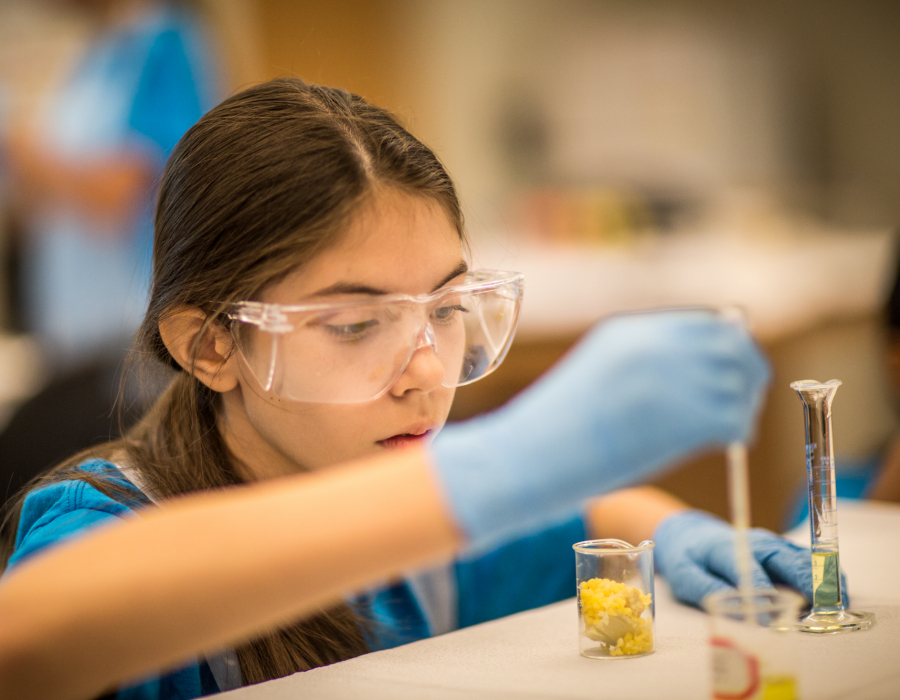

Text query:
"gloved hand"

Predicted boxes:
[[653, 509, 849, 608], [430, 310, 770, 550]]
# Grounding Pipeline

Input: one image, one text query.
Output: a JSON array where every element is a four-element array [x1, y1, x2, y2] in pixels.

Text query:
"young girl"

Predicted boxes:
[[0, 79, 815, 700]]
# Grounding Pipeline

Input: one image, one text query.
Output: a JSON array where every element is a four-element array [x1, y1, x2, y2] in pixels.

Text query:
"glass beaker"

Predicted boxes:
[[573, 539, 655, 658], [790, 379, 875, 633], [706, 589, 804, 699]]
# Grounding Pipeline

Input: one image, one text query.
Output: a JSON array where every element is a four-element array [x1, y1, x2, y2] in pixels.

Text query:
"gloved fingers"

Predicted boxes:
[[663, 329, 769, 446], [639, 368, 758, 449], [704, 538, 777, 593], [684, 315, 771, 391], [703, 322, 771, 405], [687, 374, 762, 445], [664, 559, 733, 609], [750, 533, 814, 603], [584, 310, 756, 374], [706, 339, 771, 443], [731, 326, 771, 395], [712, 315, 770, 379]]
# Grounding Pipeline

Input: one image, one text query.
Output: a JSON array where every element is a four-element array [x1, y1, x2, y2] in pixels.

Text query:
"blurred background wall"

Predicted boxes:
[[1, 0, 899, 530]]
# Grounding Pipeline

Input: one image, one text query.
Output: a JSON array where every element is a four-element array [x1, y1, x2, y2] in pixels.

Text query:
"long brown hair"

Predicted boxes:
[[0, 78, 465, 685]]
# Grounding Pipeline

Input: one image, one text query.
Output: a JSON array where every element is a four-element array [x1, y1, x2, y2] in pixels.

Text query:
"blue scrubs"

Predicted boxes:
[[5, 460, 585, 699], [22, 5, 219, 364]]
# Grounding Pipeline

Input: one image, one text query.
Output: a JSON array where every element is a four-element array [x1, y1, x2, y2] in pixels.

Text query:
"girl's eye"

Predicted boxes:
[[433, 304, 468, 322], [325, 319, 379, 340]]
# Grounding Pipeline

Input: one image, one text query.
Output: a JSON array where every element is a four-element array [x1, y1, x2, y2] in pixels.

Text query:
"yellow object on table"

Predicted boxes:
[[579, 577, 653, 656]]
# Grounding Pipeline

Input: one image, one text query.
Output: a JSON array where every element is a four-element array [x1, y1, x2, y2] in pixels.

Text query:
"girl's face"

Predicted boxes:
[[219, 189, 466, 479]]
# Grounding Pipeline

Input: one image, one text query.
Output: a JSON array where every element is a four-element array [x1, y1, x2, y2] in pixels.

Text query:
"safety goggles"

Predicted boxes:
[[226, 269, 524, 404]]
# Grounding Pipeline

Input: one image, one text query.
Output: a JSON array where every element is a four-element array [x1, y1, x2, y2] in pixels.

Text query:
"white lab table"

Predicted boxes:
[[222, 501, 900, 700]]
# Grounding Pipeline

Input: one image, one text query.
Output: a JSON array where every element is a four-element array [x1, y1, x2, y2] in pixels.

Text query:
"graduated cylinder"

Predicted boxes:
[[790, 379, 874, 633]]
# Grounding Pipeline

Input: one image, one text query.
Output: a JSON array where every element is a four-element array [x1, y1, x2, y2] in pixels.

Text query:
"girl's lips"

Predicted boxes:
[[378, 430, 432, 449]]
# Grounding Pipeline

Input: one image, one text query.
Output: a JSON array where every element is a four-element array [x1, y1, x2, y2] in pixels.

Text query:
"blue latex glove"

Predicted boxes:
[[430, 310, 770, 550], [653, 510, 849, 608]]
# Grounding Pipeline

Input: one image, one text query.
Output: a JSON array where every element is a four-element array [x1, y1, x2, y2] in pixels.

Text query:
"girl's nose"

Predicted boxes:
[[389, 324, 445, 397]]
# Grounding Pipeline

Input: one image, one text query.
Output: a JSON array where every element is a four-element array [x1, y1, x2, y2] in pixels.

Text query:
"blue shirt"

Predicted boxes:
[[5, 460, 585, 698]]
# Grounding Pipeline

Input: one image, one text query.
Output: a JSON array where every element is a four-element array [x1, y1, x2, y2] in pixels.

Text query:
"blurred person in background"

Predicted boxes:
[[851, 243, 900, 503], [784, 240, 900, 527], [0, 0, 220, 502]]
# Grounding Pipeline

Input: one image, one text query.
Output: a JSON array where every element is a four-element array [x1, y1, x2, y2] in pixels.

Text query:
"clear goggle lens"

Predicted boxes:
[[227, 269, 523, 404]]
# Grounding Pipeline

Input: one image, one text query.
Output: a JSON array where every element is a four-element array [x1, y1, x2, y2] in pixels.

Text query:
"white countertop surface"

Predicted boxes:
[[223, 500, 900, 700]]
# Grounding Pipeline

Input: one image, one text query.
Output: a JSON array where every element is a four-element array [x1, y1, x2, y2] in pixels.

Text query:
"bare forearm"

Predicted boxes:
[[0, 447, 460, 700], [6, 135, 152, 227], [586, 487, 690, 544]]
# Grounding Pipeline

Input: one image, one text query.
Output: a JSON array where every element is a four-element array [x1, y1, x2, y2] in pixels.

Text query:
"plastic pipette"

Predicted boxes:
[[718, 306, 756, 609], [727, 441, 755, 608]]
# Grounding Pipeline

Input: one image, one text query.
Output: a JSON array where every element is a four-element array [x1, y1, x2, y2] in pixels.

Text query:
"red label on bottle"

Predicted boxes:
[[711, 636, 760, 699]]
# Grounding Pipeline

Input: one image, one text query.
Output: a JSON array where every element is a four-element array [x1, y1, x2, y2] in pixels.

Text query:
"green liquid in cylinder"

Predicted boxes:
[[811, 550, 841, 608]]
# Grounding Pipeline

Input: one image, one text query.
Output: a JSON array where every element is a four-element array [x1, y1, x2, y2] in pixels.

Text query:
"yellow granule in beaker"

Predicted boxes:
[[579, 577, 653, 656]]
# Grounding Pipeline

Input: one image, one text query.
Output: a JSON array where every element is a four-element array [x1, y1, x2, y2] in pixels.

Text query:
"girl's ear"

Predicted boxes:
[[159, 307, 239, 393]]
